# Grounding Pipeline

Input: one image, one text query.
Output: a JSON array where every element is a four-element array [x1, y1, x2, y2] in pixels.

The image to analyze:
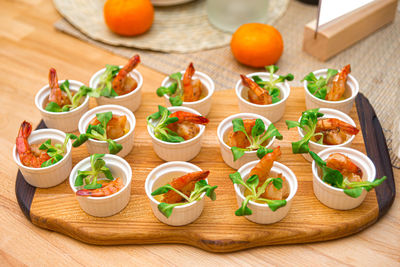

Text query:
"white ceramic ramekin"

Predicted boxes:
[[235, 72, 290, 123], [303, 69, 359, 114], [234, 161, 297, 224], [298, 108, 357, 162], [13, 128, 72, 188], [217, 113, 276, 170], [89, 67, 143, 113], [312, 147, 376, 210], [78, 104, 136, 158], [161, 70, 215, 116], [147, 106, 206, 161], [69, 154, 132, 217], [35, 80, 89, 133], [145, 161, 207, 226]]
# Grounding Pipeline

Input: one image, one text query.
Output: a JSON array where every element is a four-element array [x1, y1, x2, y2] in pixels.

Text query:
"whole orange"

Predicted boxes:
[[104, 0, 154, 36], [230, 23, 283, 67]]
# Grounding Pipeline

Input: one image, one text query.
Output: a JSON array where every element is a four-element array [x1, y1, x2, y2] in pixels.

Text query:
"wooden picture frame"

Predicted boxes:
[[303, 0, 398, 61]]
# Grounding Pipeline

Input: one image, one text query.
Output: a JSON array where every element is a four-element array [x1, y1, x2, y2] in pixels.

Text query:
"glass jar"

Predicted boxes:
[[206, 0, 270, 33]]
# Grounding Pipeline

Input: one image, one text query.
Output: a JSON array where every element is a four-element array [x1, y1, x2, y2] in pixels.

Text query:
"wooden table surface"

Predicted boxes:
[[1, 0, 399, 265]]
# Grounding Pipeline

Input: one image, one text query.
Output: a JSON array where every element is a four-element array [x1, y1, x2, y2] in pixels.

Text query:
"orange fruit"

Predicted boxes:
[[104, 0, 154, 36], [230, 23, 283, 67]]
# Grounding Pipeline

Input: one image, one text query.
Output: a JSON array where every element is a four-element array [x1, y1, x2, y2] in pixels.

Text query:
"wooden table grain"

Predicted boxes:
[[0, 0, 399, 265]]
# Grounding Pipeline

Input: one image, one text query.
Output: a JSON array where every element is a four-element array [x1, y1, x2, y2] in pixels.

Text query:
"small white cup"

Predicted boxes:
[[235, 72, 290, 123], [145, 161, 207, 226], [69, 154, 132, 217], [35, 80, 90, 133], [13, 128, 72, 188], [312, 147, 376, 210], [233, 160, 297, 224], [147, 106, 206, 161], [217, 113, 276, 170], [298, 108, 357, 162], [303, 69, 359, 114], [78, 104, 136, 158], [161, 70, 215, 116], [89, 67, 143, 113]]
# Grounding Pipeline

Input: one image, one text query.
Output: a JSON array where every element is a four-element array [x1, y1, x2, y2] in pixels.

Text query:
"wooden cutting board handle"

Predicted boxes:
[[356, 93, 396, 218]]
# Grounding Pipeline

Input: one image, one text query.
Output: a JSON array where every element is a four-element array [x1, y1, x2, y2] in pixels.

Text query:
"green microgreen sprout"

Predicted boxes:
[[39, 133, 77, 167], [45, 80, 92, 112], [251, 65, 294, 104], [302, 69, 338, 100], [229, 172, 286, 215], [72, 111, 123, 154], [146, 105, 185, 143], [230, 118, 282, 161], [151, 179, 217, 218], [89, 64, 120, 98], [285, 108, 324, 154], [74, 154, 114, 190], [309, 151, 387, 198], [156, 72, 183, 106]]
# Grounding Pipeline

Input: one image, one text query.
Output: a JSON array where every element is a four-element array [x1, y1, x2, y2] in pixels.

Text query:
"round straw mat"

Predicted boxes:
[[53, 0, 289, 53]]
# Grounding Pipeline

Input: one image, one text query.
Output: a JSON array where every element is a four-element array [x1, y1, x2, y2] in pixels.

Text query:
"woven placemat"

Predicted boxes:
[[53, 0, 289, 53], [54, 0, 400, 167]]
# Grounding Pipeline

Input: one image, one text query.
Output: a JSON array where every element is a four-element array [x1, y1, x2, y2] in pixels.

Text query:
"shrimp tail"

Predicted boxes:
[[227, 119, 257, 148], [326, 153, 362, 177], [341, 64, 351, 77], [123, 54, 141, 73], [249, 147, 281, 181], [112, 54, 141, 94], [240, 75, 265, 97], [169, 111, 209, 125], [76, 178, 122, 197], [48, 68, 63, 105], [242, 119, 257, 134], [326, 64, 351, 101], [49, 68, 58, 90], [16, 121, 50, 168], [183, 62, 195, 102], [16, 121, 32, 154], [170, 170, 210, 189], [163, 170, 210, 204], [340, 123, 359, 135], [241, 74, 272, 105], [316, 118, 359, 135]]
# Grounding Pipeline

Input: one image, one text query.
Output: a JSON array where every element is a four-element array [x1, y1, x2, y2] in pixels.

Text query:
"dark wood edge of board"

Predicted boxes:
[[355, 93, 396, 218], [15, 120, 47, 221], [15, 95, 396, 223]]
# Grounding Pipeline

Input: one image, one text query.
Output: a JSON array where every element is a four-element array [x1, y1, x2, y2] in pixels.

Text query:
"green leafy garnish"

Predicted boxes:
[[45, 80, 92, 112], [302, 69, 338, 100], [229, 172, 286, 215], [156, 72, 184, 106], [285, 108, 324, 154], [39, 133, 77, 167], [74, 154, 114, 190], [151, 179, 217, 218], [72, 111, 123, 154], [156, 82, 177, 97], [146, 105, 185, 143], [169, 95, 183, 106], [310, 151, 387, 198], [89, 64, 120, 98], [251, 65, 294, 104], [230, 118, 282, 161], [44, 102, 63, 113]]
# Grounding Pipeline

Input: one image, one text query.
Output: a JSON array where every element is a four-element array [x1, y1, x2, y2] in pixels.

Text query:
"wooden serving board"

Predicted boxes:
[[15, 88, 395, 252]]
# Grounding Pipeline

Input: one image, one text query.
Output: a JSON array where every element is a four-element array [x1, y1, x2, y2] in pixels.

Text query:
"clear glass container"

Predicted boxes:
[[206, 0, 270, 33]]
